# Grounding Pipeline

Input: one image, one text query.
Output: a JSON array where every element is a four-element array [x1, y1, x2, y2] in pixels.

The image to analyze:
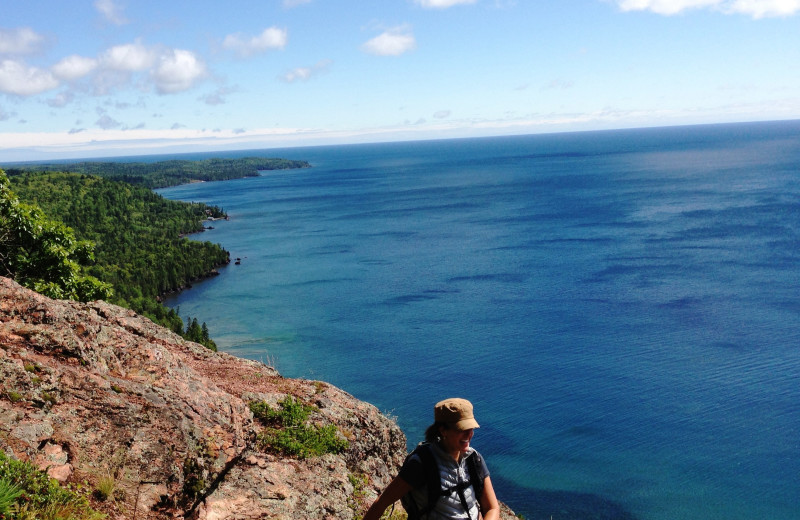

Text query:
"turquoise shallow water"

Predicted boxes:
[[160, 121, 800, 520]]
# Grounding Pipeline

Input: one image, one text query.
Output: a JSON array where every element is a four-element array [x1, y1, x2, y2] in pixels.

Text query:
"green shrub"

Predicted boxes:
[[250, 396, 313, 427], [0, 478, 23, 515], [250, 397, 348, 459], [0, 450, 105, 519]]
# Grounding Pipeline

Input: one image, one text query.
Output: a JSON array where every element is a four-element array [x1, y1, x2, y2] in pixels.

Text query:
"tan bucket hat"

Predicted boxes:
[[434, 398, 480, 430]]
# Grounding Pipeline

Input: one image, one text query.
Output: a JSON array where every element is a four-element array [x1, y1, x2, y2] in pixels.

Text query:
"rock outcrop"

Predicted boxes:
[[0, 277, 516, 519]]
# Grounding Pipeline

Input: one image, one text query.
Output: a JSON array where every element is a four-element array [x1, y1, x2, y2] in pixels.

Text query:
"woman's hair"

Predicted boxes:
[[424, 422, 449, 443]]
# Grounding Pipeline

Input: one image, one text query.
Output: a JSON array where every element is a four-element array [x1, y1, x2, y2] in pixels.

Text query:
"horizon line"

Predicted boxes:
[[2, 117, 799, 165]]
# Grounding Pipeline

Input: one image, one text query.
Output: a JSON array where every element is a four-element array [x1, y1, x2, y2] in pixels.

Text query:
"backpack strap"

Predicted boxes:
[[466, 450, 484, 500], [418, 443, 441, 518], [465, 450, 484, 517], [401, 443, 442, 520]]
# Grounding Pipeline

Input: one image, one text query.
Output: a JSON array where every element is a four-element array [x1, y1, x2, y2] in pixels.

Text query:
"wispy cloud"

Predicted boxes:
[[615, 0, 800, 17], [0, 106, 14, 121], [199, 85, 239, 105], [0, 27, 46, 55], [46, 91, 75, 108], [280, 60, 331, 82], [222, 27, 288, 57], [433, 110, 452, 119], [414, 0, 477, 8], [543, 79, 574, 90], [96, 113, 122, 129], [283, 0, 312, 7], [94, 0, 129, 25], [362, 26, 416, 56]]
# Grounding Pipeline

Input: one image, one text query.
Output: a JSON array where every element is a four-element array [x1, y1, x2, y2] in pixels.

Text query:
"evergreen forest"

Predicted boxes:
[[7, 170, 231, 349], [7, 156, 311, 189]]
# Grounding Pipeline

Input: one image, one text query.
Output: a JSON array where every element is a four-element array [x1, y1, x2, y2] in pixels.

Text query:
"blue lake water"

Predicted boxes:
[[159, 121, 800, 520]]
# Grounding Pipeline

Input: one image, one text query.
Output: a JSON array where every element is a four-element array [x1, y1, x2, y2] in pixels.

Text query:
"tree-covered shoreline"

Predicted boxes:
[[6, 170, 228, 348], [2, 156, 310, 350], [6, 156, 311, 189]]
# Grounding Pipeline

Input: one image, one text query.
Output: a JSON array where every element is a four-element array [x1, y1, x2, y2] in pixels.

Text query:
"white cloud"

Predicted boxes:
[[283, 0, 312, 6], [727, 0, 800, 17], [151, 49, 207, 94], [52, 55, 98, 80], [222, 27, 288, 57], [101, 42, 156, 71], [433, 110, 452, 119], [414, 0, 477, 7], [0, 59, 59, 96], [281, 60, 331, 82], [94, 0, 129, 25], [615, 0, 800, 17], [617, 0, 719, 14], [0, 27, 45, 55], [362, 27, 417, 56]]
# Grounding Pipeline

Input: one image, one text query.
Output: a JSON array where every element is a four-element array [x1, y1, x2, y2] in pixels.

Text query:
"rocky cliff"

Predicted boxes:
[[0, 277, 516, 519]]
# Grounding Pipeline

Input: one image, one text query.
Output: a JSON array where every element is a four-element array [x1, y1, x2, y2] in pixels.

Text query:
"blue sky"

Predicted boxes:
[[1, 0, 799, 161]]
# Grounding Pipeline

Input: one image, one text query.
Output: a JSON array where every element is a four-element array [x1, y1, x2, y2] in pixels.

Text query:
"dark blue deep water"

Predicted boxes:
[[159, 121, 800, 520]]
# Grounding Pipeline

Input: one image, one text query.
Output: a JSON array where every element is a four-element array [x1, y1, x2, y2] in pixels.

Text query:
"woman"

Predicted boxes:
[[363, 398, 500, 520]]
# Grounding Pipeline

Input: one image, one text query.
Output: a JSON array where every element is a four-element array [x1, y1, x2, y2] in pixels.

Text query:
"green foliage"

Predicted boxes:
[[0, 450, 105, 520], [0, 478, 22, 516], [250, 396, 314, 427], [183, 316, 216, 351], [251, 397, 349, 459], [7, 170, 228, 348], [348, 471, 408, 520], [8, 157, 311, 189], [0, 170, 112, 303]]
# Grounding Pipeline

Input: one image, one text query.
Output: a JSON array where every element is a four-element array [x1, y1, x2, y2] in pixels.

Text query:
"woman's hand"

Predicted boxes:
[[362, 476, 413, 520]]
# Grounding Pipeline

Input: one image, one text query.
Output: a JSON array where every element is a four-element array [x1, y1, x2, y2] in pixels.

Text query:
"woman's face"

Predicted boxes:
[[440, 426, 474, 457]]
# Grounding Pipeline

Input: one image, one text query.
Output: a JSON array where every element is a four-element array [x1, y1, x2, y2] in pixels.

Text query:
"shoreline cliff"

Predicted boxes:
[[0, 277, 516, 519]]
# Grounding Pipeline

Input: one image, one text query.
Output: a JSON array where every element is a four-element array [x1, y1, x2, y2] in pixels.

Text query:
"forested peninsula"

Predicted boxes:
[[2, 157, 310, 350], [6, 156, 311, 189]]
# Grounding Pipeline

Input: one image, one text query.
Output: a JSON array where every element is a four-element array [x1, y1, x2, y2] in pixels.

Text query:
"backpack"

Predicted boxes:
[[400, 443, 484, 520]]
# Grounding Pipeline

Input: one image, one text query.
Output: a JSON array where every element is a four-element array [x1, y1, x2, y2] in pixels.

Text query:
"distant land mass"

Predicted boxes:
[[5, 156, 311, 189]]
